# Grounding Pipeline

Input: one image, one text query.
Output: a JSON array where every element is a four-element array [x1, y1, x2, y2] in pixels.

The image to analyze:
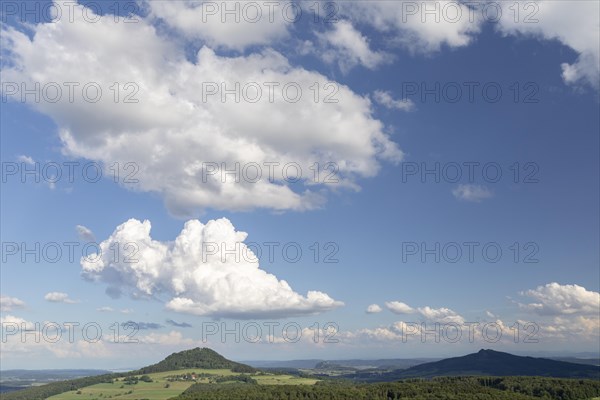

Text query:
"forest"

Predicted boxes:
[[176, 376, 600, 400]]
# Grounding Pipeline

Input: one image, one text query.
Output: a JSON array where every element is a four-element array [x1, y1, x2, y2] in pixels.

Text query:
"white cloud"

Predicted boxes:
[[17, 155, 35, 165], [0, 296, 26, 312], [76, 225, 95, 242], [1, 3, 402, 214], [452, 184, 493, 202], [96, 306, 114, 312], [520, 282, 600, 316], [334, 1, 598, 89], [540, 315, 599, 340], [351, 321, 420, 342], [296, 39, 316, 56], [44, 292, 79, 304], [146, 0, 291, 51], [373, 90, 415, 112], [385, 301, 415, 314], [81, 218, 343, 318], [14, 155, 56, 189], [496, 1, 600, 88], [338, 1, 483, 54], [0, 314, 35, 331], [315, 20, 391, 72], [384, 301, 465, 324], [366, 304, 383, 314], [485, 310, 496, 319], [417, 306, 465, 324]]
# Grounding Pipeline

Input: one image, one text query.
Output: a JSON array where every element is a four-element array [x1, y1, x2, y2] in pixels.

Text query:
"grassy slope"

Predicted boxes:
[[47, 368, 319, 400]]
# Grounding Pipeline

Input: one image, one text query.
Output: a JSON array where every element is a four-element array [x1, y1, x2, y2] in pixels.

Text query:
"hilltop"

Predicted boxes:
[[136, 347, 255, 374]]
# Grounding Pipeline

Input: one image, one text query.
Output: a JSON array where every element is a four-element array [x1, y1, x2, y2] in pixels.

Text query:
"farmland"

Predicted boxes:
[[47, 368, 319, 400]]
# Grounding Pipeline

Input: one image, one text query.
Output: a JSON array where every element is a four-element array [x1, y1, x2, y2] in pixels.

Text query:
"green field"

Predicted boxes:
[[47, 368, 318, 400], [252, 374, 319, 385]]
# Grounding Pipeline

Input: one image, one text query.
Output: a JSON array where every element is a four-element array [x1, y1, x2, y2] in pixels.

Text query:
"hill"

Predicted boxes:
[[136, 347, 256, 374], [394, 349, 600, 379], [1, 348, 256, 400]]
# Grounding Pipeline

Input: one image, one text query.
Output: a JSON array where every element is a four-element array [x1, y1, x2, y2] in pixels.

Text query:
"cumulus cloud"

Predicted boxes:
[[452, 184, 493, 202], [0, 296, 25, 312], [1, 1, 402, 215], [350, 321, 421, 342], [146, 0, 291, 50], [384, 301, 465, 324], [519, 282, 600, 316], [373, 90, 415, 112], [76, 225, 95, 242], [338, 1, 483, 54], [540, 315, 600, 340], [385, 301, 415, 314], [80, 218, 343, 318], [366, 304, 383, 314], [417, 306, 465, 324], [44, 292, 79, 304], [495, 1, 600, 88], [315, 20, 391, 72]]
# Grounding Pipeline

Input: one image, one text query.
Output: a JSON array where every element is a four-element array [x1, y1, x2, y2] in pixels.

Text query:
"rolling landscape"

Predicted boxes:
[[1, 347, 599, 400]]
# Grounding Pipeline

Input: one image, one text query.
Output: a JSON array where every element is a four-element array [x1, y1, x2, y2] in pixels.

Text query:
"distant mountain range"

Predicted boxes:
[[0, 370, 111, 394], [0, 370, 110, 381], [244, 354, 599, 371], [244, 358, 440, 370], [551, 357, 600, 366]]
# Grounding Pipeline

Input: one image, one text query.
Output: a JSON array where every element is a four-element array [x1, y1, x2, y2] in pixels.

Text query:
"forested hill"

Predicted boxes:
[[394, 349, 600, 379], [136, 347, 256, 374]]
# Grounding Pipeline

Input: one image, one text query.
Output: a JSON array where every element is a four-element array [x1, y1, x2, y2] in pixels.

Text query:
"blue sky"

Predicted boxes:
[[0, 0, 599, 369]]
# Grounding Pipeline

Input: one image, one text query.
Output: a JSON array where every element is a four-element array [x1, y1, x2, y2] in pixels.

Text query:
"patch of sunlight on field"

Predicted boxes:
[[48, 368, 319, 400], [254, 374, 320, 385]]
